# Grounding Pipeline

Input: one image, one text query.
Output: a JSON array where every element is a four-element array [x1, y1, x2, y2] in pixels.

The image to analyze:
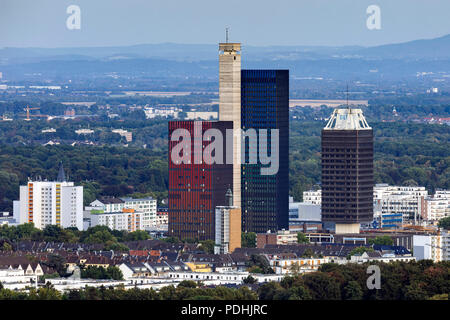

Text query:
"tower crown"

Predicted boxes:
[[219, 43, 241, 54], [324, 108, 371, 130]]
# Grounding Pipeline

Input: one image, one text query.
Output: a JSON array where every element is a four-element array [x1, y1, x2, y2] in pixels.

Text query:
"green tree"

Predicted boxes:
[[241, 232, 256, 248], [343, 281, 363, 300], [45, 254, 67, 277], [0, 241, 12, 252], [124, 230, 150, 241], [302, 272, 341, 300], [438, 217, 450, 230], [297, 232, 310, 244], [177, 280, 198, 288], [243, 275, 257, 284], [301, 248, 314, 258], [198, 240, 215, 254], [368, 236, 394, 246], [347, 247, 374, 259]]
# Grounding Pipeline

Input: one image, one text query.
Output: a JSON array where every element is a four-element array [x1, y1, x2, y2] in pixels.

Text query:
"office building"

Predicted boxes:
[[289, 197, 321, 223], [321, 108, 373, 234], [214, 189, 241, 254], [16, 163, 83, 230], [240, 69, 289, 233], [373, 184, 428, 226], [168, 120, 233, 241]]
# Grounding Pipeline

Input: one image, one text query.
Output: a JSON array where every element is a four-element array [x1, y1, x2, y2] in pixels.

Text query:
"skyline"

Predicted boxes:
[[0, 0, 450, 48]]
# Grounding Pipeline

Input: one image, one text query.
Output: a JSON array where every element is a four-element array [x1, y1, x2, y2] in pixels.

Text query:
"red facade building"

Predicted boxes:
[[168, 120, 233, 241]]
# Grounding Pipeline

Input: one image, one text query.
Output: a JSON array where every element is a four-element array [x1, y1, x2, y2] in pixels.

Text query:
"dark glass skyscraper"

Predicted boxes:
[[240, 69, 289, 233], [168, 120, 233, 241]]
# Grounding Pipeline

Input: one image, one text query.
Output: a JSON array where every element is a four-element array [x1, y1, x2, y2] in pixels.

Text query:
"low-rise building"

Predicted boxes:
[[264, 253, 329, 274], [89, 209, 144, 232], [257, 230, 298, 248], [350, 251, 416, 264]]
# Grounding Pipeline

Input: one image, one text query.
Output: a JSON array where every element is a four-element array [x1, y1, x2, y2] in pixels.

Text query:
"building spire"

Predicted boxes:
[[57, 161, 66, 182], [346, 84, 349, 109], [225, 187, 233, 207]]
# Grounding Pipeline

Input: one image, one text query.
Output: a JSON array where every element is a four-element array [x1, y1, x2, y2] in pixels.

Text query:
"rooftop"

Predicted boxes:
[[324, 108, 371, 130]]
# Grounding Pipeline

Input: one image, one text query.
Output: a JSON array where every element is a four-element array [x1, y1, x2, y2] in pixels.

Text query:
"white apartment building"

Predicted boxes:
[[350, 251, 416, 264], [443, 231, 450, 261], [89, 197, 157, 229], [89, 210, 144, 232], [0, 265, 41, 291], [424, 190, 450, 222], [121, 197, 157, 229], [303, 190, 321, 205], [264, 254, 329, 275], [16, 165, 83, 230]]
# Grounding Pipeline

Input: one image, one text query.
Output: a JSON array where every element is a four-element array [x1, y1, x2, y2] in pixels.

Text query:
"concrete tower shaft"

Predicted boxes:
[[219, 42, 241, 208]]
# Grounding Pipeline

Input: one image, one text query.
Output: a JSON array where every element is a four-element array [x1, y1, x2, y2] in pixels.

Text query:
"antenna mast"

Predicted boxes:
[[226, 27, 229, 43], [346, 84, 349, 109]]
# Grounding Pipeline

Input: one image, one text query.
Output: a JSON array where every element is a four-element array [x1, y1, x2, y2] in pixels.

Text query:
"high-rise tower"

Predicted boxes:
[[219, 41, 241, 208], [241, 70, 289, 233], [321, 108, 373, 234], [168, 120, 233, 241]]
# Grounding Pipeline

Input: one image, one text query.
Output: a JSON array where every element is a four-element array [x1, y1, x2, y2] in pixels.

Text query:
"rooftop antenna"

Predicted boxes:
[[226, 27, 229, 43], [346, 84, 350, 110]]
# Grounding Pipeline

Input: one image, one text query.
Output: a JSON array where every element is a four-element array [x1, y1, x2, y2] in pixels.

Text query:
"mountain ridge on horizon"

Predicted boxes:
[[1, 33, 450, 62]]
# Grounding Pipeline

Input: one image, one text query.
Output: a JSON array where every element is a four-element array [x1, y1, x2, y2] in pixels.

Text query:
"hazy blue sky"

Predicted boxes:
[[1, 0, 449, 48]]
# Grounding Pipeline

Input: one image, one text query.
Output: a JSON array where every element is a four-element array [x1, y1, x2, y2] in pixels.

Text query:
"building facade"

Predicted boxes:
[[168, 120, 233, 241], [413, 234, 444, 262], [121, 197, 157, 229], [303, 190, 322, 205], [240, 69, 289, 233], [90, 197, 157, 229], [219, 42, 242, 209], [89, 209, 143, 232], [17, 165, 83, 230], [321, 108, 373, 234], [373, 184, 428, 226], [214, 205, 242, 254], [424, 190, 450, 222]]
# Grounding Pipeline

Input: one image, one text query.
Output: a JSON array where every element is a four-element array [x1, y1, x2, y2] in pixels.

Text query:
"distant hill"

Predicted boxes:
[[357, 34, 450, 59], [1, 34, 449, 64]]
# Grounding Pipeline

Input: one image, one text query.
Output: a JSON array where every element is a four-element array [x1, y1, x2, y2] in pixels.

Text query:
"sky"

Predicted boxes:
[[0, 0, 450, 48]]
